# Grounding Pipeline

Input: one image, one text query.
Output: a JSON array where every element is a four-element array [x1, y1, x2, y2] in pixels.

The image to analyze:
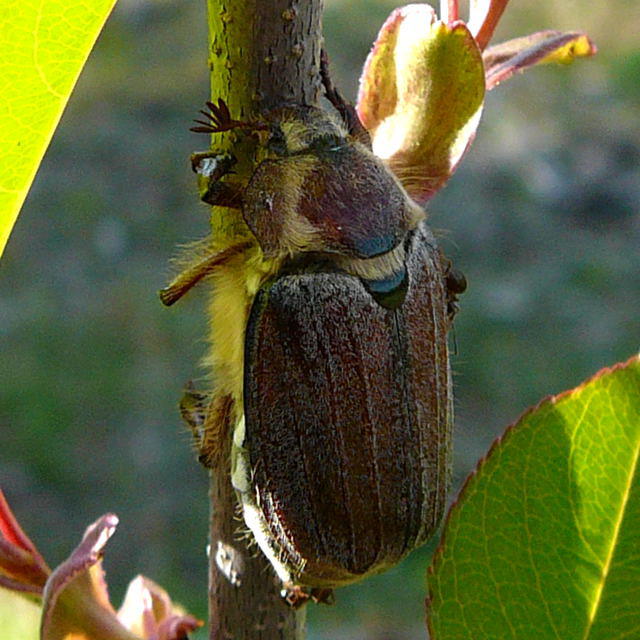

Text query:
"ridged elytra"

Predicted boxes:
[[236, 221, 452, 600]]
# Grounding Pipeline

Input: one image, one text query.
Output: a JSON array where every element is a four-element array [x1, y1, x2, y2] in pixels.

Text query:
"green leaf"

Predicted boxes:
[[428, 355, 640, 639], [0, 589, 40, 640], [0, 0, 118, 258]]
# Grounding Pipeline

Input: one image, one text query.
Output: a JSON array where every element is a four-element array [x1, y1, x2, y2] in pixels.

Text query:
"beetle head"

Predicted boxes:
[[244, 105, 424, 266]]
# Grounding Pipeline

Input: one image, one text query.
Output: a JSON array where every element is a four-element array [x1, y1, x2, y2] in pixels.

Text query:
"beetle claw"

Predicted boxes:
[[281, 584, 335, 608]]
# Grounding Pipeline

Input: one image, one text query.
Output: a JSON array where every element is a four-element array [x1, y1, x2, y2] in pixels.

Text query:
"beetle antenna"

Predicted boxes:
[[190, 98, 270, 134], [320, 50, 371, 145]]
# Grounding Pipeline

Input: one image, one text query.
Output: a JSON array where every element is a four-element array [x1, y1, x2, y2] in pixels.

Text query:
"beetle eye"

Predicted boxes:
[[312, 133, 345, 152], [267, 126, 288, 156]]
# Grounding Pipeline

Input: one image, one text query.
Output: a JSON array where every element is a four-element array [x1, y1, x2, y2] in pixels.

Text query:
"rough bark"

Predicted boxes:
[[205, 1, 324, 639]]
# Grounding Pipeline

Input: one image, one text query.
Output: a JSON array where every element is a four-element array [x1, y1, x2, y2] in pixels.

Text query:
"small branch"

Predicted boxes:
[[440, 0, 459, 23], [208, 442, 306, 639], [469, 0, 510, 51], [204, 1, 324, 638]]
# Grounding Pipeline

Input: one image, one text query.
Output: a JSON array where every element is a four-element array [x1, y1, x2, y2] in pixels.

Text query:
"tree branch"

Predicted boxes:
[[205, 1, 324, 638]]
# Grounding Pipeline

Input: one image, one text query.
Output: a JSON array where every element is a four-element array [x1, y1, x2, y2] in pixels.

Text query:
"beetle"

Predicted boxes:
[[161, 61, 462, 605]]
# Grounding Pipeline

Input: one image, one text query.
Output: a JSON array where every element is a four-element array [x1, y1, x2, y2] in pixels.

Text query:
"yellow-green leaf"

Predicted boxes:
[[0, 0, 117, 258], [428, 355, 640, 639], [357, 4, 437, 136], [0, 588, 40, 640], [357, 6, 485, 203]]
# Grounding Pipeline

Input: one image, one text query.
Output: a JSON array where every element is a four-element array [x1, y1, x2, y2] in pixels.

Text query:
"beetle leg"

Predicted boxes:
[[159, 241, 253, 306], [180, 382, 208, 444], [198, 392, 236, 468], [281, 584, 336, 608], [201, 180, 244, 208], [180, 386, 235, 469], [310, 588, 335, 606], [443, 257, 467, 322], [281, 584, 308, 608], [190, 151, 244, 208], [320, 49, 371, 146]]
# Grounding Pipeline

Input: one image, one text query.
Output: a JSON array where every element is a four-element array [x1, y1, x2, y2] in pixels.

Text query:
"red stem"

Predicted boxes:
[[474, 0, 510, 51], [440, 0, 459, 23]]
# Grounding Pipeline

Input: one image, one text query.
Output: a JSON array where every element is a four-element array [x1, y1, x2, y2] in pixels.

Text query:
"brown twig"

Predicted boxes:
[[204, 1, 323, 638]]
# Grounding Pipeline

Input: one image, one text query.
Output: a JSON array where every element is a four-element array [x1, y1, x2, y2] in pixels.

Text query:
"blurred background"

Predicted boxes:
[[0, 0, 637, 638]]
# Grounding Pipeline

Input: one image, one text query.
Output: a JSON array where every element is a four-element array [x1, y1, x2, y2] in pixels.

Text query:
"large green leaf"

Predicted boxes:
[[0, 589, 40, 640], [0, 0, 117, 258], [428, 355, 640, 639]]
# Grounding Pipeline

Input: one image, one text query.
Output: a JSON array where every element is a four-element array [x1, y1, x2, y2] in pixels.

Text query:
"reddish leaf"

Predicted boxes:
[[484, 30, 597, 90], [41, 514, 139, 640], [0, 490, 49, 594], [40, 514, 202, 640], [0, 491, 34, 551], [117, 576, 202, 640]]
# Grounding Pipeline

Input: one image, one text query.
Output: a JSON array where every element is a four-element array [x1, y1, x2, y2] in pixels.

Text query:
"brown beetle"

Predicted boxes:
[[239, 221, 452, 601], [161, 64, 460, 604]]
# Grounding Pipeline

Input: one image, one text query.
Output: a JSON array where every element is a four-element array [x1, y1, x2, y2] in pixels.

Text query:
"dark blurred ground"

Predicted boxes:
[[1, 1, 638, 638]]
